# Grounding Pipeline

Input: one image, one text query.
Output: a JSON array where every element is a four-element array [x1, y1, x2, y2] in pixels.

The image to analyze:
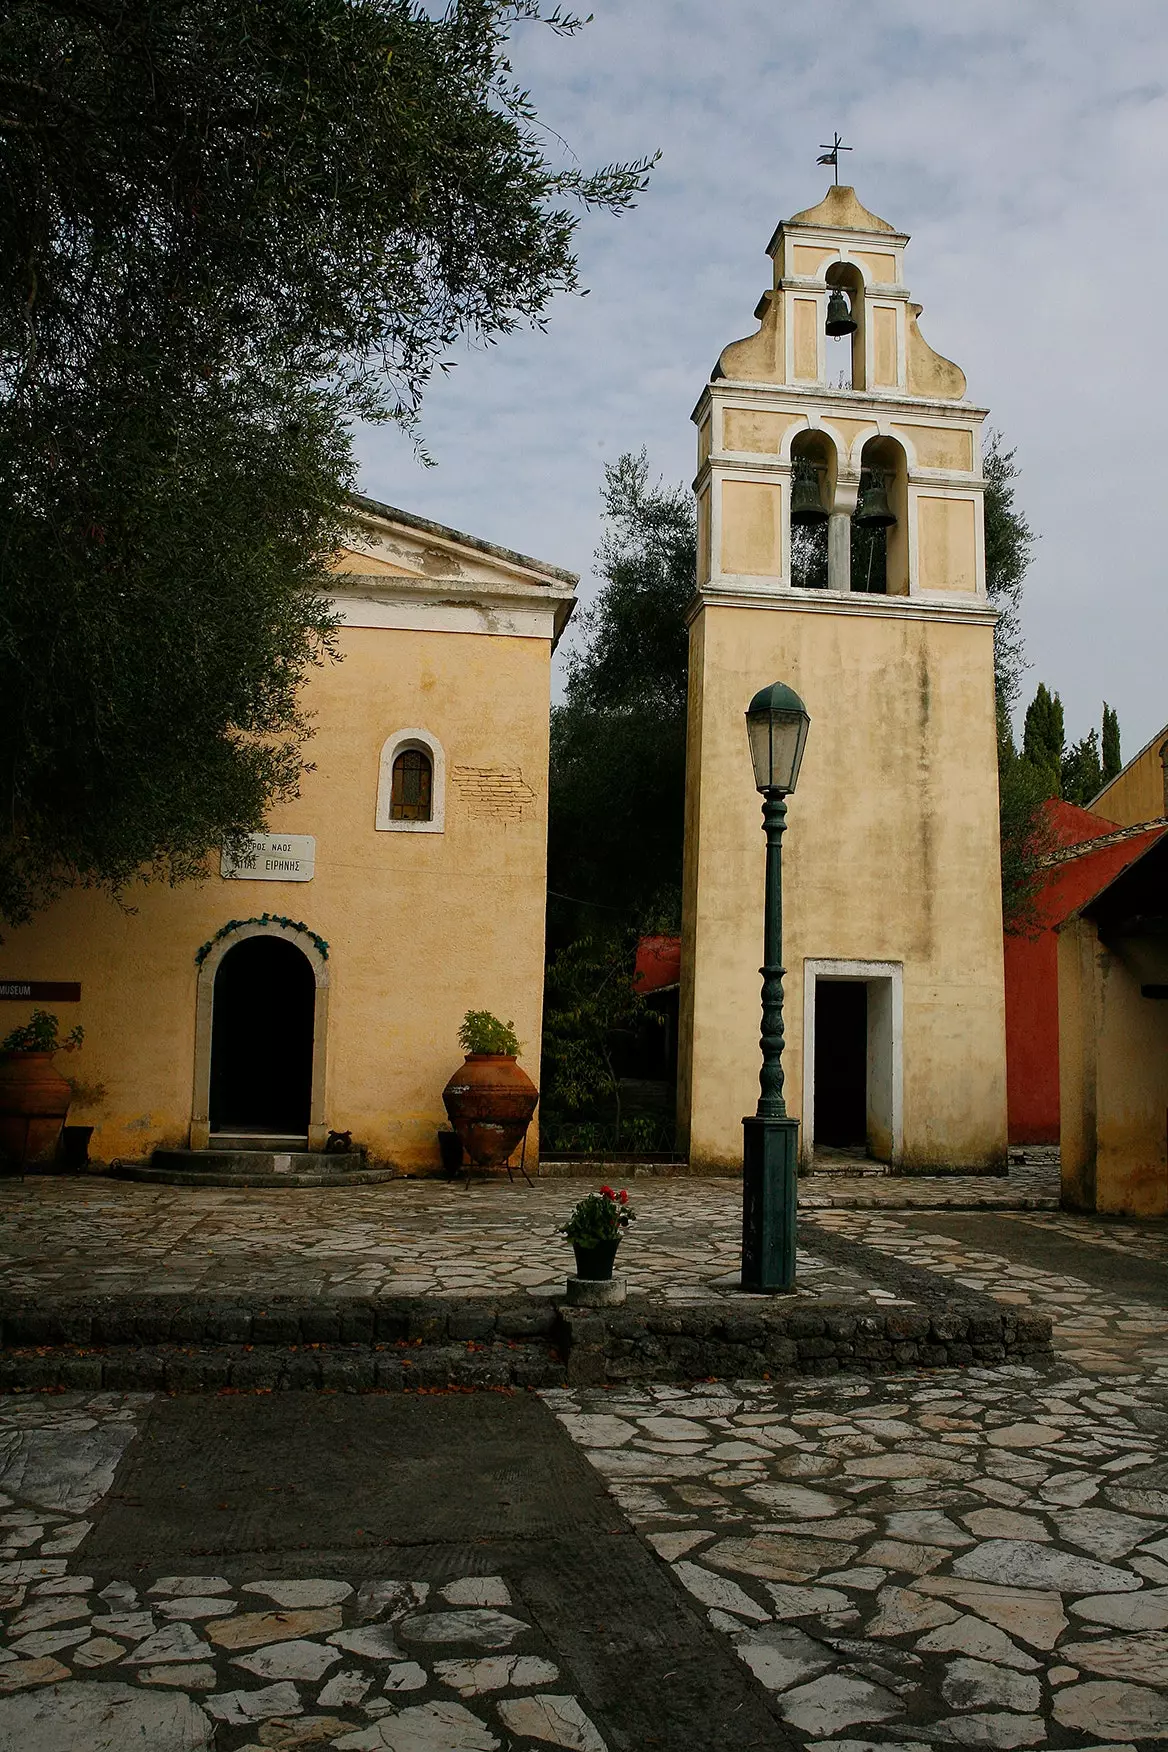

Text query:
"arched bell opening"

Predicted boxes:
[[789, 431, 835, 591], [825, 262, 865, 391], [852, 436, 908, 595]]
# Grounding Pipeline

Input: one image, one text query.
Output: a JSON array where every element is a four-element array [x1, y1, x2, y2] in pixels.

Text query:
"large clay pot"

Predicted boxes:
[[0, 1051, 72, 1173], [442, 1054, 538, 1169]]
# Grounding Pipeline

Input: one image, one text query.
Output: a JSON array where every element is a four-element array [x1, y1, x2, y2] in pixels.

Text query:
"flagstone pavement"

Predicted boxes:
[[0, 1178, 1164, 1747], [0, 1163, 1058, 1306]]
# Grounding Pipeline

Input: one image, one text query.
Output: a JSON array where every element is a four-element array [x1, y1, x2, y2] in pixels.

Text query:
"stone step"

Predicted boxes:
[[0, 1340, 566, 1394], [118, 1149, 393, 1187], [211, 1132, 309, 1150], [804, 1163, 890, 1178], [800, 1192, 1060, 1211], [0, 1290, 1054, 1391]]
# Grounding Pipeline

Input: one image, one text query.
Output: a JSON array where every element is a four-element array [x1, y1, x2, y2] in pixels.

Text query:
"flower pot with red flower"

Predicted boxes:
[[0, 1010, 85, 1174], [442, 1011, 538, 1172], [561, 1185, 635, 1281]]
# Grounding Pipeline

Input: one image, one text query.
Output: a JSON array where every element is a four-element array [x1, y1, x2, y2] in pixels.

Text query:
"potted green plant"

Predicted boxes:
[[442, 1011, 538, 1171], [561, 1185, 635, 1280], [0, 1010, 85, 1173]]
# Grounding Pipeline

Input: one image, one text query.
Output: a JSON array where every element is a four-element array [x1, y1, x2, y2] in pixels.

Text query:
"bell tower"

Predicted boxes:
[[680, 185, 1007, 1172]]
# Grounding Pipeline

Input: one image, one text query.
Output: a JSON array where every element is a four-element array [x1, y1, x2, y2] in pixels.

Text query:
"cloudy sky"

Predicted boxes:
[[357, 1, 1168, 759]]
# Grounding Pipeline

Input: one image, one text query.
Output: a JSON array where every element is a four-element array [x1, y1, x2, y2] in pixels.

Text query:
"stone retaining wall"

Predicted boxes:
[[0, 1294, 1053, 1391]]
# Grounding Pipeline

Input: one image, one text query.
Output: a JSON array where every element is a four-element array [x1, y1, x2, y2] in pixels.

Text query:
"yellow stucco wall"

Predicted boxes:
[[696, 487, 711, 586], [896, 426, 973, 471], [718, 294, 784, 384], [793, 299, 819, 381], [823, 417, 872, 458], [1091, 729, 1168, 826], [1059, 918, 1168, 1217], [0, 622, 554, 1172], [872, 307, 899, 387], [721, 480, 783, 577], [722, 409, 799, 456], [792, 245, 833, 278], [918, 498, 978, 593], [906, 307, 966, 400], [854, 250, 898, 283], [680, 602, 1006, 1171]]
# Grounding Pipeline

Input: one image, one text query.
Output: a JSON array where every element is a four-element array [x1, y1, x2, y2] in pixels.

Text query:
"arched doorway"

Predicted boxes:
[[209, 936, 315, 1137]]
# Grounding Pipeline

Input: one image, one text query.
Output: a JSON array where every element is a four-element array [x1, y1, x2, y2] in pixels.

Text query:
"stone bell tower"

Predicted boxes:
[[679, 185, 1007, 1173]]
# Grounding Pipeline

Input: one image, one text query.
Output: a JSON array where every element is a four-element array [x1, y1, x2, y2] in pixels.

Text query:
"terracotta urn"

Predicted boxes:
[[442, 1054, 538, 1169], [0, 1051, 72, 1172]]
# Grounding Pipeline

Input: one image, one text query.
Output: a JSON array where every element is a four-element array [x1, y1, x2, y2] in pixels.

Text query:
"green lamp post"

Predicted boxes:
[[741, 680, 811, 1292]]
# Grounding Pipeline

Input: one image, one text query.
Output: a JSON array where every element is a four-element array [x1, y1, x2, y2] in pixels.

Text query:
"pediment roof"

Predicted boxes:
[[334, 494, 577, 594]]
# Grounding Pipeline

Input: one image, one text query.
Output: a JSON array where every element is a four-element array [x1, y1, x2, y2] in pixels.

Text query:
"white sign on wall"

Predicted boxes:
[[220, 833, 316, 882]]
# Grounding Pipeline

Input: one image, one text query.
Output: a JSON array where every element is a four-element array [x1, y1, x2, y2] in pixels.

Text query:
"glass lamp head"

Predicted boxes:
[[746, 682, 811, 795]]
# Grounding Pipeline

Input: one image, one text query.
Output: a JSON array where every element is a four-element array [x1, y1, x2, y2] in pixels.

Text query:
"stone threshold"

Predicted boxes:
[[799, 1189, 1059, 1210], [0, 1290, 1053, 1392]]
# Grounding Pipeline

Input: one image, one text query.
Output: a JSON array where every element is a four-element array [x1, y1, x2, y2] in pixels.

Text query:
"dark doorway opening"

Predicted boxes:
[[209, 936, 315, 1135], [814, 980, 867, 1148]]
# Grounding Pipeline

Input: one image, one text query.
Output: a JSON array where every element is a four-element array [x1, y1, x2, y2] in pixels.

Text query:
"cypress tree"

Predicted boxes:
[[1022, 684, 1065, 799], [1102, 703, 1122, 784]]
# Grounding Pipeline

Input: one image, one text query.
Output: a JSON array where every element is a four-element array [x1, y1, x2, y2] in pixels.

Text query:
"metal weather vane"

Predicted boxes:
[[816, 132, 852, 185]]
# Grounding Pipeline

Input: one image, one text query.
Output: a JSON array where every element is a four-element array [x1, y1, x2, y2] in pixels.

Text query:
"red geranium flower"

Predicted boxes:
[[618, 1189, 629, 1203], [600, 1185, 615, 1199]]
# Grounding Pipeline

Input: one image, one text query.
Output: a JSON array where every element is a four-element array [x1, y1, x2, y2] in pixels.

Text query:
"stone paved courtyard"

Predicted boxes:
[[550, 1207, 1168, 1750], [0, 1167, 1058, 1307], [0, 1175, 1163, 1747]]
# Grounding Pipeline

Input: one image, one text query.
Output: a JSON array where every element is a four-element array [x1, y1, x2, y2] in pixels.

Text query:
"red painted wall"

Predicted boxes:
[[635, 934, 682, 994], [1004, 803, 1165, 1142]]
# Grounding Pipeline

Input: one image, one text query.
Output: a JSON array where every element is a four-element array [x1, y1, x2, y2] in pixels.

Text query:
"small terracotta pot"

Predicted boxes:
[[572, 1239, 621, 1281], [0, 1051, 72, 1173], [442, 1054, 538, 1170]]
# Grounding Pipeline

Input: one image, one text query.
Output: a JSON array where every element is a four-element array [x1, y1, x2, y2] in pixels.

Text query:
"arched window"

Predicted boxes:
[[391, 748, 432, 822], [376, 728, 446, 834]]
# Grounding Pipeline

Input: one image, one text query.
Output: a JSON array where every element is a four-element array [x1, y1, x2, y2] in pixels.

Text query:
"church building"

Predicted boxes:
[[679, 185, 1007, 1173], [0, 499, 575, 1173]]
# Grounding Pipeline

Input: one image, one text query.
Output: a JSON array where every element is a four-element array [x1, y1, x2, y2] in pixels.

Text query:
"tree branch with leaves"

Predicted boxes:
[[0, 0, 655, 927]]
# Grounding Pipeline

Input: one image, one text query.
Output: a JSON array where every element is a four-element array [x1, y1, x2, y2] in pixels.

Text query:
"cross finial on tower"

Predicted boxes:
[[816, 131, 852, 186]]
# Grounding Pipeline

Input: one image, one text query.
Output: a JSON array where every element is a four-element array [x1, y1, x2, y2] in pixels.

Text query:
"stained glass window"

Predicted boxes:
[[390, 748, 432, 821]]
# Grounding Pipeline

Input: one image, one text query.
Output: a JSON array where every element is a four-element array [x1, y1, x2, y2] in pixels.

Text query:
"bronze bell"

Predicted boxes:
[[854, 471, 896, 528], [825, 287, 857, 337], [790, 460, 828, 525]]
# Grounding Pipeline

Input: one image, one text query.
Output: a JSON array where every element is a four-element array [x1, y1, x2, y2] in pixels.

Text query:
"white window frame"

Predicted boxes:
[[376, 728, 446, 834]]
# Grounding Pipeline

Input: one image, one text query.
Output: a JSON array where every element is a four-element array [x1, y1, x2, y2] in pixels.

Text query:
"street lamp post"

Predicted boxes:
[[741, 681, 811, 1293]]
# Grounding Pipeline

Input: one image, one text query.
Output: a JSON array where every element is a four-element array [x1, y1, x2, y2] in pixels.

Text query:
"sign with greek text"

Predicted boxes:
[[220, 834, 316, 882]]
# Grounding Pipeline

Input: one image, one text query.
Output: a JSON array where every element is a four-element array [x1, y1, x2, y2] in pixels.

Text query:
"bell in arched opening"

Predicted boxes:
[[854, 470, 896, 528], [825, 288, 857, 337], [790, 458, 828, 526]]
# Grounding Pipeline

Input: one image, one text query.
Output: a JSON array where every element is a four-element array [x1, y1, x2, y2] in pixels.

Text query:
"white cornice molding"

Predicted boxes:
[[694, 380, 988, 424], [768, 221, 911, 251], [685, 584, 998, 630], [781, 275, 912, 302], [331, 572, 575, 645]]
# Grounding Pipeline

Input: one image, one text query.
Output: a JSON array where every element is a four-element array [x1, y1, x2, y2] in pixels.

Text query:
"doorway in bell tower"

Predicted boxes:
[[814, 981, 867, 1147], [803, 962, 901, 1165], [209, 935, 315, 1137]]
